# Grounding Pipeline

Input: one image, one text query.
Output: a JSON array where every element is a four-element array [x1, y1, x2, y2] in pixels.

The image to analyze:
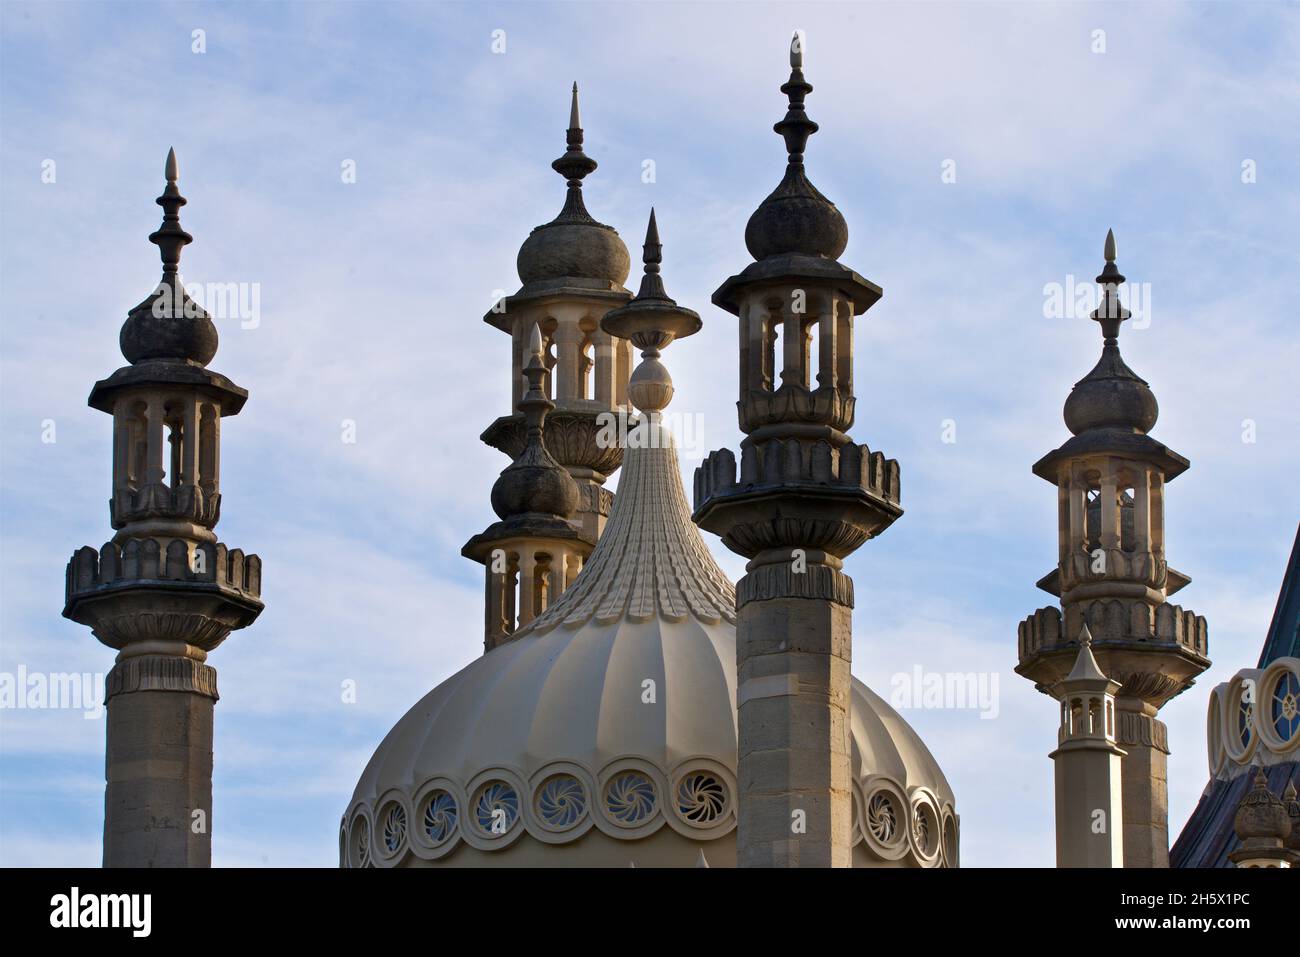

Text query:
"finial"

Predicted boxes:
[[775, 31, 818, 166], [1065, 623, 1110, 684], [600, 211, 702, 415], [551, 83, 598, 223], [1091, 228, 1129, 342], [634, 208, 667, 300], [1286, 780, 1298, 801], [149, 146, 193, 278]]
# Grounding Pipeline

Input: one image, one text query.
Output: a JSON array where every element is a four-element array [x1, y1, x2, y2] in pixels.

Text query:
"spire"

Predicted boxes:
[[601, 210, 701, 414], [775, 31, 818, 167], [1091, 227, 1130, 343], [148, 147, 193, 279], [551, 83, 599, 225], [1066, 625, 1108, 683], [741, 35, 848, 263], [1061, 229, 1157, 436]]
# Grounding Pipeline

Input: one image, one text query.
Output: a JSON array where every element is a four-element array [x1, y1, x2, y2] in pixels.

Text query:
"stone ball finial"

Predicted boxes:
[[120, 148, 219, 366], [1233, 767, 1292, 845]]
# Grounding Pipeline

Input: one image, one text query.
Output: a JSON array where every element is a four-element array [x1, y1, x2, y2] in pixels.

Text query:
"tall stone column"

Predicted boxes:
[[63, 150, 263, 867], [695, 37, 900, 867], [1017, 231, 1208, 868]]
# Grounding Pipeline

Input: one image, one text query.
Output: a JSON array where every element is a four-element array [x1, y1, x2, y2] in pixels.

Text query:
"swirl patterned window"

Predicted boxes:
[[1238, 695, 1254, 748], [605, 771, 656, 825], [676, 772, 727, 825], [421, 790, 458, 845], [1271, 671, 1299, 742], [352, 816, 372, 868], [472, 781, 520, 836], [867, 793, 899, 844], [536, 774, 587, 831], [912, 808, 932, 856], [381, 803, 407, 854]]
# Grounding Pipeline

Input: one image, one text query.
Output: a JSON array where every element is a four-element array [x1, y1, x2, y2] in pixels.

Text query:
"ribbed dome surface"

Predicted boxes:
[[345, 428, 957, 867]]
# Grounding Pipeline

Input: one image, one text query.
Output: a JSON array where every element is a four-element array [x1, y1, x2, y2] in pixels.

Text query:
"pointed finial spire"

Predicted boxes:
[[149, 146, 193, 278], [551, 83, 598, 223], [775, 31, 818, 166], [634, 208, 668, 301], [1091, 228, 1129, 342], [695, 848, 710, 868], [1066, 624, 1110, 683]]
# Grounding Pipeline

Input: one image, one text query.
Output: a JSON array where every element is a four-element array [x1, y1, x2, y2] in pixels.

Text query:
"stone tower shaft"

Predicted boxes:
[[63, 150, 263, 867], [694, 37, 900, 868]]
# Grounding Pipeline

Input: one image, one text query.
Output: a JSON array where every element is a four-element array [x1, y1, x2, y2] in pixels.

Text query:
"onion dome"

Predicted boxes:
[[489, 324, 579, 520], [743, 34, 848, 262], [515, 84, 631, 289], [1232, 766, 1292, 845], [1063, 230, 1158, 435], [119, 148, 218, 366], [345, 219, 959, 867]]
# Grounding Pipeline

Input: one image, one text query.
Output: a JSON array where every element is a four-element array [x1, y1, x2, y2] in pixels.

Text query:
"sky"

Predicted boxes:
[[1, 1, 1297, 867]]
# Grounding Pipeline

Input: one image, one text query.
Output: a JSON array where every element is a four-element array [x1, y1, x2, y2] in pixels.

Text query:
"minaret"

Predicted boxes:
[[1017, 230, 1209, 867], [694, 37, 901, 867], [63, 150, 263, 867], [468, 84, 635, 651], [1051, 626, 1126, 867], [462, 324, 585, 648]]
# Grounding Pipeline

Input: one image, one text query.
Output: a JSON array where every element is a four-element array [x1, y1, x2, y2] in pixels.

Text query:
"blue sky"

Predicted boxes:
[[1, 1, 1297, 867]]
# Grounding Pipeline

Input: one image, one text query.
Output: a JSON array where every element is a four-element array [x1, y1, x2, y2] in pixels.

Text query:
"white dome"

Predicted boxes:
[[345, 427, 957, 867]]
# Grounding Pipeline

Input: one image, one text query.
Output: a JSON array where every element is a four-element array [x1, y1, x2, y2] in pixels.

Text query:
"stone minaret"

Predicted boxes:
[[1051, 626, 1126, 867], [63, 150, 264, 867], [462, 324, 584, 649], [1017, 230, 1209, 868], [694, 37, 901, 868], [466, 84, 635, 651]]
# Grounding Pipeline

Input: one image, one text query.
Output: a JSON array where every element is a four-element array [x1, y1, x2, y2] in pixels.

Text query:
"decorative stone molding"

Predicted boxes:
[[1206, 659, 1300, 779], [67, 538, 262, 598], [111, 482, 220, 530], [106, 654, 219, 701], [1017, 599, 1207, 662], [481, 410, 626, 478], [737, 562, 854, 608], [345, 760, 954, 869], [1117, 710, 1169, 753]]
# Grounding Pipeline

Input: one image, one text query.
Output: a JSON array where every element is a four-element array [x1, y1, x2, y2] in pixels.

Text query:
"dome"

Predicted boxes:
[[744, 166, 848, 262], [516, 220, 630, 287], [120, 278, 218, 366], [344, 422, 958, 868], [1063, 343, 1158, 435]]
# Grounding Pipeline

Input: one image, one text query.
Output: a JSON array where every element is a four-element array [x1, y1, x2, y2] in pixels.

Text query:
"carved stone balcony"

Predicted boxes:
[[693, 439, 901, 560], [64, 538, 263, 652], [1017, 598, 1209, 708]]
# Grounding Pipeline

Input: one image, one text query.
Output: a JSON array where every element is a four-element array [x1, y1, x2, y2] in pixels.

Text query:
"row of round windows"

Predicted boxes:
[[1212, 659, 1300, 773], [346, 766, 730, 867], [344, 767, 956, 868]]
